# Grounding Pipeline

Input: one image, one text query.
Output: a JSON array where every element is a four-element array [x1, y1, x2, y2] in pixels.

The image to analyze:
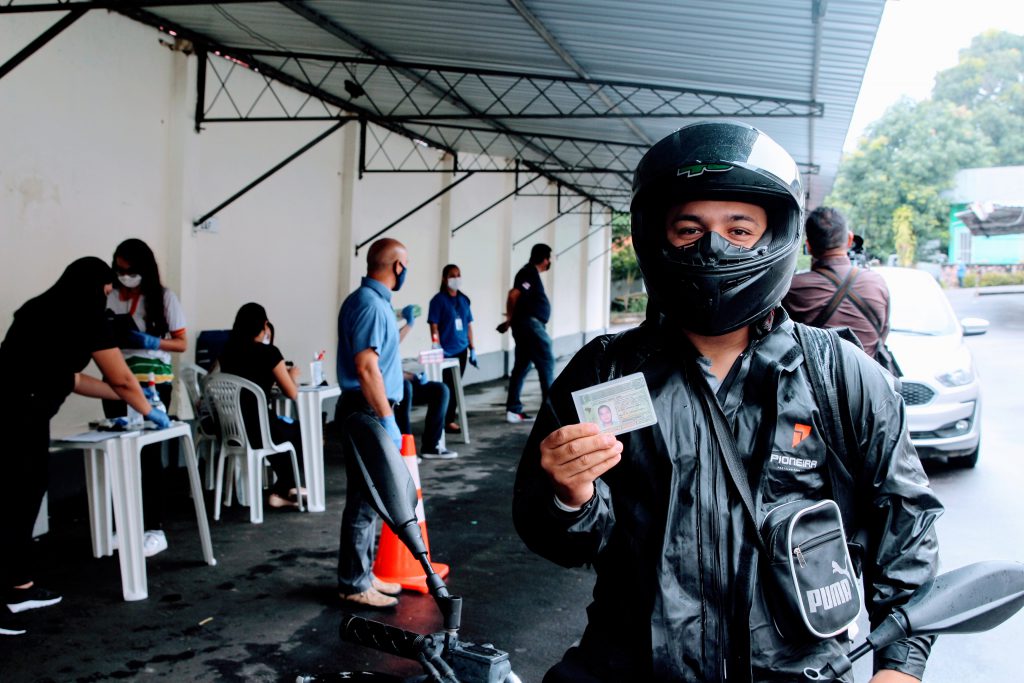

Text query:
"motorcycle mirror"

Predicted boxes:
[[343, 413, 421, 545], [806, 561, 1024, 681], [900, 560, 1024, 637]]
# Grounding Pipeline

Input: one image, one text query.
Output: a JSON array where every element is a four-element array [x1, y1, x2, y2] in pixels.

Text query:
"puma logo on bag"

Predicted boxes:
[[832, 560, 851, 579], [806, 579, 854, 613]]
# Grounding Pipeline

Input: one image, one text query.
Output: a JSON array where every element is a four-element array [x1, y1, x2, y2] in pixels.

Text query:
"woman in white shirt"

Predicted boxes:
[[104, 238, 188, 557]]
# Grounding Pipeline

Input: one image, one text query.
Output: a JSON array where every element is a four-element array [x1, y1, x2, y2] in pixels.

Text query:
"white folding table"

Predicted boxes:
[[423, 357, 470, 444], [293, 384, 341, 512], [51, 422, 216, 601]]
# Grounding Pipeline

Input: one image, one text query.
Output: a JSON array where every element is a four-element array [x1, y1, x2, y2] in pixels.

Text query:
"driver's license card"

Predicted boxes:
[[571, 372, 658, 436]]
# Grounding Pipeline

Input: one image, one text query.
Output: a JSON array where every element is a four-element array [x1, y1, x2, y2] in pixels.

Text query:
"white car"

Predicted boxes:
[[875, 267, 987, 467]]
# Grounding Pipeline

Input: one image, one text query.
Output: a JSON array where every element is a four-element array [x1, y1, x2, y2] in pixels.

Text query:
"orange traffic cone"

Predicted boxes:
[[372, 434, 450, 593]]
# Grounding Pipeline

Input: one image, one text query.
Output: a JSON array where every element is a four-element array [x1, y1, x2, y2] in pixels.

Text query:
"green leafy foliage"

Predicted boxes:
[[610, 211, 641, 283], [828, 30, 1022, 260]]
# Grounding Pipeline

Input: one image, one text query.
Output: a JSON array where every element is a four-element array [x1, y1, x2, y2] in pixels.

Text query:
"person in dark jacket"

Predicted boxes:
[[1, 257, 170, 636], [513, 122, 942, 683]]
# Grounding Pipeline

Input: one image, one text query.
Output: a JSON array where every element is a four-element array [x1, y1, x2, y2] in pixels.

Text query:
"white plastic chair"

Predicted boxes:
[[204, 373, 304, 524], [179, 363, 218, 490]]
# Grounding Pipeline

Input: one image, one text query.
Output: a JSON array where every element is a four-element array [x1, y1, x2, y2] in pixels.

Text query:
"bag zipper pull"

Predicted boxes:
[[794, 547, 807, 568]]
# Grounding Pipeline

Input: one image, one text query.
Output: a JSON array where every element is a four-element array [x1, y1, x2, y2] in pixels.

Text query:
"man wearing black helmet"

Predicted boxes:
[[514, 122, 941, 682]]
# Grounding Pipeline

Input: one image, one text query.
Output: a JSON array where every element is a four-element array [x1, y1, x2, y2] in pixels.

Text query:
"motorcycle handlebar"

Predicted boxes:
[[340, 615, 428, 662]]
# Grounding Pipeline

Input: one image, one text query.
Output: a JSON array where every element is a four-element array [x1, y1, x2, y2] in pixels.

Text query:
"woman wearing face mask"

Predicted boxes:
[[1, 258, 169, 636], [104, 238, 187, 557], [427, 264, 476, 434], [217, 303, 304, 510]]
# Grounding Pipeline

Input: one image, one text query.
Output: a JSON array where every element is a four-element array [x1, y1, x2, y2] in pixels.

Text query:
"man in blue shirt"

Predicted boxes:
[[501, 243, 554, 423], [335, 238, 417, 609]]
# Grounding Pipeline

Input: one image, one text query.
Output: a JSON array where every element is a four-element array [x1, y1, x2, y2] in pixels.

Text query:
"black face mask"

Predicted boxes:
[[666, 230, 758, 267]]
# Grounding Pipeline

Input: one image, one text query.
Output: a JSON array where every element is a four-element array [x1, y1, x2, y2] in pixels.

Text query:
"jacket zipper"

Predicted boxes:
[[794, 529, 842, 567]]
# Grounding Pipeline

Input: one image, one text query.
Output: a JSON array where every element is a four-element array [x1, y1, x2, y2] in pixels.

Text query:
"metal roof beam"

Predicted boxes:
[[355, 171, 477, 255], [233, 49, 825, 119], [0, 6, 85, 80], [278, 0, 608, 211], [505, 0, 652, 146], [0, 0, 277, 13], [192, 118, 350, 227]]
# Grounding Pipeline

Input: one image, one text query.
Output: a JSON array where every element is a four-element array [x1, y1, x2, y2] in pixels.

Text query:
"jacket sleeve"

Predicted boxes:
[[843, 345, 943, 679], [512, 337, 617, 568]]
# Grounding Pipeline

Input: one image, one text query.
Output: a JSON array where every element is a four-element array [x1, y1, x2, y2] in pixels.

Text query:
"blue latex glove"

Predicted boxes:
[[416, 371, 428, 385], [128, 331, 162, 351], [145, 408, 171, 429], [401, 304, 417, 326], [468, 347, 478, 368], [377, 414, 403, 451]]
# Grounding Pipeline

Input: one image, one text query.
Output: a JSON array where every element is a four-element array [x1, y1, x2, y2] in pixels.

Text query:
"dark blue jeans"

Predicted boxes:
[[506, 316, 554, 413], [335, 393, 382, 594], [395, 378, 449, 453]]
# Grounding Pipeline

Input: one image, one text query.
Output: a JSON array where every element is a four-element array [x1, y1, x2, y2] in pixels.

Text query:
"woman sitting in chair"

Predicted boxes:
[[218, 302, 304, 509]]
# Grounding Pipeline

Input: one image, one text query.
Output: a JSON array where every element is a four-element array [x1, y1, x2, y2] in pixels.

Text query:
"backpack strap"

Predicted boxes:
[[793, 323, 858, 527], [809, 266, 860, 328]]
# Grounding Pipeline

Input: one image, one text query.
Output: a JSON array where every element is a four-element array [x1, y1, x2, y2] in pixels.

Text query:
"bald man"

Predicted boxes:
[[335, 238, 418, 609]]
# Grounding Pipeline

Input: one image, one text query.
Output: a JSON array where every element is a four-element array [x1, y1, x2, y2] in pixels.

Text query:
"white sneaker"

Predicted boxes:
[[506, 411, 535, 424], [422, 448, 458, 460], [143, 530, 168, 557], [111, 530, 168, 558]]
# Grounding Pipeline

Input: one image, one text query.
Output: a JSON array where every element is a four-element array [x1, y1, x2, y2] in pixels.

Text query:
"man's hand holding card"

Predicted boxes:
[[538, 373, 658, 509]]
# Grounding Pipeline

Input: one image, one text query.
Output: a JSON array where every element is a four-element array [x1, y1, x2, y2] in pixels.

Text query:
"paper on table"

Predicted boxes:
[[59, 431, 125, 443]]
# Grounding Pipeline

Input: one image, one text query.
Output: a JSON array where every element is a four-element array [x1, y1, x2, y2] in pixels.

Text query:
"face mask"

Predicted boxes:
[[670, 230, 755, 266], [447, 277, 461, 291], [393, 262, 408, 291], [262, 334, 271, 345], [118, 274, 142, 289]]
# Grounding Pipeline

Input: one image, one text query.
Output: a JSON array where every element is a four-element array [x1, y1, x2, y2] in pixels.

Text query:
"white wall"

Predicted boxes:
[[1, 11, 610, 433]]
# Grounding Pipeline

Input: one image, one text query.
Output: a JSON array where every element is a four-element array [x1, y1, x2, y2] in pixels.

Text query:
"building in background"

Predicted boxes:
[[948, 167, 1024, 266]]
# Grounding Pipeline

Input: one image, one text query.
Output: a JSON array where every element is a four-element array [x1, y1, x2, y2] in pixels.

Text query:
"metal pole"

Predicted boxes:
[[512, 198, 588, 248], [193, 47, 207, 133], [355, 171, 477, 254], [557, 222, 611, 257], [192, 119, 349, 226], [0, 7, 87, 81], [450, 174, 541, 236]]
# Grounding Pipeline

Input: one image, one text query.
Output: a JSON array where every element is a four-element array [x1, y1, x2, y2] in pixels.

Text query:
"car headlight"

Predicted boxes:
[[936, 367, 975, 387]]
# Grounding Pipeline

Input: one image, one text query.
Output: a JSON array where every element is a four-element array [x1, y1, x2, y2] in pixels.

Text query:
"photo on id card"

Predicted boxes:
[[571, 372, 658, 436]]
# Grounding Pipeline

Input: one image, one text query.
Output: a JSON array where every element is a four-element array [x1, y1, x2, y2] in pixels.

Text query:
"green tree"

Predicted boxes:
[[828, 98, 995, 258], [933, 31, 1024, 165], [610, 211, 640, 283], [828, 30, 1023, 261], [891, 205, 918, 267]]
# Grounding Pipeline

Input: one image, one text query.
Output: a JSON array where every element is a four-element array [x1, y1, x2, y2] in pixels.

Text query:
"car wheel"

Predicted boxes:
[[956, 442, 980, 469]]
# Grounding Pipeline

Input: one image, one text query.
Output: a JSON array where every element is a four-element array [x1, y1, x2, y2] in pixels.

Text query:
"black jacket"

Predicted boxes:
[[513, 312, 942, 682]]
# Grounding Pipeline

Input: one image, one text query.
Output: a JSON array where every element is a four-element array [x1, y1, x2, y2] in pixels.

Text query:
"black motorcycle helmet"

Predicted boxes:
[[631, 121, 804, 335]]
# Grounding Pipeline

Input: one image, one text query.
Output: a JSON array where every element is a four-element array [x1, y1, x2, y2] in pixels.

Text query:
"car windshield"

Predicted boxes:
[[882, 269, 959, 336]]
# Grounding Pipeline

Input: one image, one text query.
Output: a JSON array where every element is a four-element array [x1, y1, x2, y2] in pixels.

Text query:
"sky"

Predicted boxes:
[[843, 0, 1024, 152]]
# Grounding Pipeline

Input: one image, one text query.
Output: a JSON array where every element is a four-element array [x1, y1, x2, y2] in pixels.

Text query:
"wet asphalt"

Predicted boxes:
[[0, 367, 591, 683]]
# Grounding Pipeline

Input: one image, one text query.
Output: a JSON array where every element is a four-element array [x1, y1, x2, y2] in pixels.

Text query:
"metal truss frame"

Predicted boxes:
[[3, 0, 822, 229]]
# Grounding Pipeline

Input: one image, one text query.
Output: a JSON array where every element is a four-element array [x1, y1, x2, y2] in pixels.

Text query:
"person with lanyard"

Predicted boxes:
[[427, 263, 477, 436], [502, 243, 555, 424], [1, 258, 170, 637], [335, 238, 417, 609], [104, 238, 187, 557], [513, 122, 941, 682], [217, 303, 305, 510]]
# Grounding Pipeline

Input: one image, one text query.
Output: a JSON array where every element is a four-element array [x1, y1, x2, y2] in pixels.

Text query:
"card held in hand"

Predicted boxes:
[[571, 372, 658, 436]]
